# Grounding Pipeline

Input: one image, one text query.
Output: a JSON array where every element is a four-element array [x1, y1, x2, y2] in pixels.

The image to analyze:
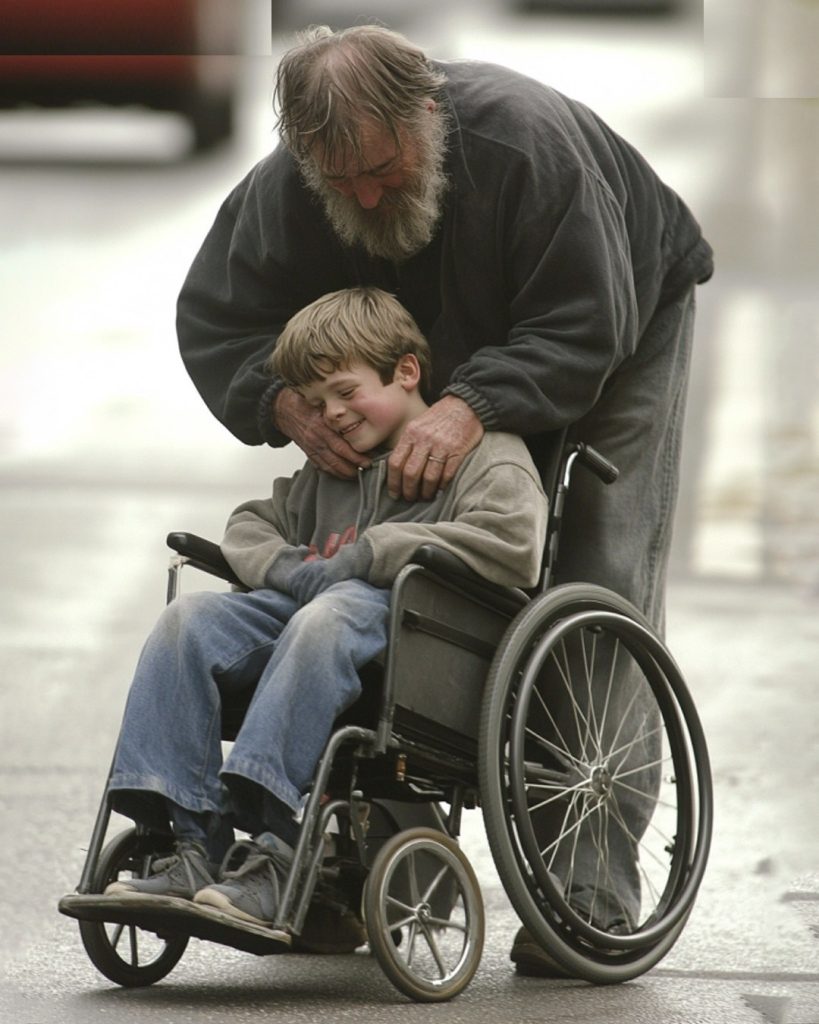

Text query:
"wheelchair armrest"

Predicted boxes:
[[410, 544, 529, 616], [166, 532, 245, 588]]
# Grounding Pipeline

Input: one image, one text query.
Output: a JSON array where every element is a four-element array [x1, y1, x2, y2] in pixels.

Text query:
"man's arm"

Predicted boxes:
[[176, 149, 351, 447], [274, 388, 371, 479], [386, 395, 484, 501]]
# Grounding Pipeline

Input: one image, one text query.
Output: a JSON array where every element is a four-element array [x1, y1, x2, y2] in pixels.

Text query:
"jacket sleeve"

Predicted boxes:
[[363, 456, 548, 589], [176, 149, 348, 446], [219, 473, 306, 589], [444, 159, 639, 436]]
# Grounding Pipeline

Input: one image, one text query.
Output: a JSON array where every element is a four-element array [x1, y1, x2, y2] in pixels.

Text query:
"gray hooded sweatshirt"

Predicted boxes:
[[221, 432, 548, 593]]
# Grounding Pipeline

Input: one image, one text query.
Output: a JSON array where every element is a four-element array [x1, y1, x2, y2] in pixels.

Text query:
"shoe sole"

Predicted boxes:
[[511, 942, 573, 978], [59, 893, 292, 954], [193, 888, 275, 928], [104, 883, 197, 902]]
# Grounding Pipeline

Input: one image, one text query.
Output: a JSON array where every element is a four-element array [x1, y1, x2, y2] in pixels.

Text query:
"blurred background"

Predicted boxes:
[[1, 0, 817, 587], [1, 2, 818, 1011]]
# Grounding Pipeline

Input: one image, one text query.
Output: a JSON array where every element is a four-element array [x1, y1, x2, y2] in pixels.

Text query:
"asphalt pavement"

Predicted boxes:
[[1, 2, 817, 1021]]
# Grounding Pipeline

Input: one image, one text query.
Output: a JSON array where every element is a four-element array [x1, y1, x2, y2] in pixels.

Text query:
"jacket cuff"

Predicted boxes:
[[263, 545, 310, 593], [256, 378, 291, 447], [441, 382, 501, 430]]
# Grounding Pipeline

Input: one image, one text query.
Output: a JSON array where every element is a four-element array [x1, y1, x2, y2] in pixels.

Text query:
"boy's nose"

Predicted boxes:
[[324, 398, 346, 420]]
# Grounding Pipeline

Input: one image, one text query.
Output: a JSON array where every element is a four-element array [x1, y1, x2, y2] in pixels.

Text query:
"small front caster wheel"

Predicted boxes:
[[363, 827, 484, 1002]]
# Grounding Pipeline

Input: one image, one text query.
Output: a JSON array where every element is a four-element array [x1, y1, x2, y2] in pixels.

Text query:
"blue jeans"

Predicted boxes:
[[108, 580, 391, 842]]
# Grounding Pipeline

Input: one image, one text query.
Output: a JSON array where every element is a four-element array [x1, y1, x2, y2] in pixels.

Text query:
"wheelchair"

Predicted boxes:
[[59, 436, 713, 1002]]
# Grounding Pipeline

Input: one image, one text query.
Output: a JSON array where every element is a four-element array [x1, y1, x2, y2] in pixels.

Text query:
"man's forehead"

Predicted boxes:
[[315, 123, 401, 177]]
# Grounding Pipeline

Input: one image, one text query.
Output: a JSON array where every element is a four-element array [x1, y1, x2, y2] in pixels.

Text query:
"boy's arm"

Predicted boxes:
[[220, 469, 314, 591], [363, 457, 549, 590], [222, 500, 373, 600], [220, 498, 296, 590], [220, 467, 372, 599]]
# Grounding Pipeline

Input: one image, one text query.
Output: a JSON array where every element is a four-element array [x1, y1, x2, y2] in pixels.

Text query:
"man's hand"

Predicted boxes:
[[388, 395, 484, 501], [274, 387, 370, 479]]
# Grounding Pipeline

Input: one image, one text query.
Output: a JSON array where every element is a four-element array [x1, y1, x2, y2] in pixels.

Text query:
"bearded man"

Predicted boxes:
[[176, 24, 713, 973]]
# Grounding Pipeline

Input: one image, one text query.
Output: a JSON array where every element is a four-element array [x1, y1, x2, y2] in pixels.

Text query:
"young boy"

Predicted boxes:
[[102, 287, 548, 934]]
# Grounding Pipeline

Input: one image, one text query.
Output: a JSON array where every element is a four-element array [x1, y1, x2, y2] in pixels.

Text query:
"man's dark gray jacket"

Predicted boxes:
[[177, 59, 714, 453]]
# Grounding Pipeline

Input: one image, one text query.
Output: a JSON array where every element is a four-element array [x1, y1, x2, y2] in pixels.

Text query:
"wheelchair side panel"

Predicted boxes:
[[384, 567, 513, 753]]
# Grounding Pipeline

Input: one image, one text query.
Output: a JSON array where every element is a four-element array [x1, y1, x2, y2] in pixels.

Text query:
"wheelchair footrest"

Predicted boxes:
[[58, 893, 292, 957]]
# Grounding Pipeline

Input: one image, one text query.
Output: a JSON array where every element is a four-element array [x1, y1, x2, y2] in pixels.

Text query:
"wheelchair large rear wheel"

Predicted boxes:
[[479, 584, 712, 983], [78, 828, 189, 987], [363, 827, 484, 1002]]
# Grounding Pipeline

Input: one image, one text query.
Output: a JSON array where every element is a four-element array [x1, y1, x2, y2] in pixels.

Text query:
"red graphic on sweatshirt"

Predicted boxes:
[[305, 525, 358, 561]]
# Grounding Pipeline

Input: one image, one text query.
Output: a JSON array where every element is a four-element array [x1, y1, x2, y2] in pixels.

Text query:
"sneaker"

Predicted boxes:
[[104, 840, 217, 901], [510, 927, 572, 978], [292, 900, 367, 954], [193, 832, 293, 928], [511, 907, 635, 977]]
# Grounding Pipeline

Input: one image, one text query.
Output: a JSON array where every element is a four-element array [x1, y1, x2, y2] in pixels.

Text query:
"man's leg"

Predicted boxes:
[[513, 288, 696, 967], [559, 288, 695, 628]]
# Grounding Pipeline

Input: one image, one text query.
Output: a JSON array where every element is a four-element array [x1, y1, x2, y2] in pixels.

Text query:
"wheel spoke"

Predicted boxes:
[[607, 794, 670, 899], [580, 628, 603, 762], [533, 681, 578, 770], [419, 921, 448, 978], [109, 921, 126, 953], [589, 803, 636, 928], [613, 776, 678, 813], [427, 914, 467, 933], [606, 718, 664, 766], [595, 636, 620, 757], [524, 724, 584, 772], [551, 640, 595, 760], [385, 895, 418, 931], [526, 775, 588, 814], [421, 863, 452, 906], [612, 754, 673, 783]]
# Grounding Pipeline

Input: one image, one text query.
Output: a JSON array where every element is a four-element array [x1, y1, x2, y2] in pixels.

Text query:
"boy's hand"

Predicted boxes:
[[274, 388, 371, 478], [289, 543, 374, 605], [387, 396, 484, 501]]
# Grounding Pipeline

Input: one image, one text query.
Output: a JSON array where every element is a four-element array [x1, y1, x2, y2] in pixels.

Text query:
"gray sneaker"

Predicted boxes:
[[193, 833, 294, 927], [105, 840, 217, 900]]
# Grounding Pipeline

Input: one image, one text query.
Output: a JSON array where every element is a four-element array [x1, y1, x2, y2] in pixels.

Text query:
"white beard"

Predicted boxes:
[[300, 114, 449, 264]]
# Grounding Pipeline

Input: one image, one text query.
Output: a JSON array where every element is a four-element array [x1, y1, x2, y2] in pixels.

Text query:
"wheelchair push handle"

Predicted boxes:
[[571, 443, 619, 485]]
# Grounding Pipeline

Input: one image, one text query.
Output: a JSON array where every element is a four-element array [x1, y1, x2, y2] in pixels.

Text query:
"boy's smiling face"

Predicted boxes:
[[299, 357, 426, 453]]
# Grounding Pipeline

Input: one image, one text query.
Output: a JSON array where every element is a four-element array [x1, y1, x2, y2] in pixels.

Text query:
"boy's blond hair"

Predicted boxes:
[[268, 287, 431, 393]]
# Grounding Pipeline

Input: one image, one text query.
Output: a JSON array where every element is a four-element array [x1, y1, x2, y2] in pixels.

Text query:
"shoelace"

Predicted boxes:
[[147, 844, 208, 891], [219, 839, 291, 883]]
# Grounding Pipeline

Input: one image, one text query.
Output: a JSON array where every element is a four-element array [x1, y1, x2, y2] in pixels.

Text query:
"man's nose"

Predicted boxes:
[[351, 178, 383, 209]]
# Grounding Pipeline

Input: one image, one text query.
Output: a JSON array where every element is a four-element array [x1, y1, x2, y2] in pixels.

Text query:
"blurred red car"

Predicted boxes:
[[0, 0, 240, 151]]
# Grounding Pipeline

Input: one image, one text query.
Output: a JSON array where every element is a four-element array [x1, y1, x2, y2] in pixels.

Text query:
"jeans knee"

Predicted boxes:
[[155, 591, 229, 647]]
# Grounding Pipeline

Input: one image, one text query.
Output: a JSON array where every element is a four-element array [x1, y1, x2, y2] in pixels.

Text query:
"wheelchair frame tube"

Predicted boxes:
[[275, 724, 376, 932]]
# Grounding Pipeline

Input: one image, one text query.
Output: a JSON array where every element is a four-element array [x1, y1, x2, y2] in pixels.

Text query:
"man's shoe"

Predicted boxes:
[[510, 927, 573, 978], [104, 839, 217, 901], [292, 900, 367, 954], [193, 832, 293, 928]]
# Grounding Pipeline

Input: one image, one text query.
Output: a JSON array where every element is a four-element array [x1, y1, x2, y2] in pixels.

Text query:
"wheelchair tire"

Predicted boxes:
[[363, 827, 484, 1002], [78, 828, 189, 987], [479, 584, 712, 984]]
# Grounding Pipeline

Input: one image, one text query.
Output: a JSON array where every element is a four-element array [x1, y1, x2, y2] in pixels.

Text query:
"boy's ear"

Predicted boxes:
[[394, 354, 421, 390]]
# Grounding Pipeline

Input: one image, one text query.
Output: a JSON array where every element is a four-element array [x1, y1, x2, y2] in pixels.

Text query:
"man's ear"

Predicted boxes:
[[394, 354, 421, 390]]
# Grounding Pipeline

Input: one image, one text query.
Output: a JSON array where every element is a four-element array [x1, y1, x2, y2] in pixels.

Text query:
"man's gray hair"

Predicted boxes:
[[274, 24, 448, 171]]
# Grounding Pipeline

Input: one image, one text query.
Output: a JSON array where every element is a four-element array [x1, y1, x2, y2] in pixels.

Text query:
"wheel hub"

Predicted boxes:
[[588, 764, 613, 799], [415, 901, 432, 923]]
